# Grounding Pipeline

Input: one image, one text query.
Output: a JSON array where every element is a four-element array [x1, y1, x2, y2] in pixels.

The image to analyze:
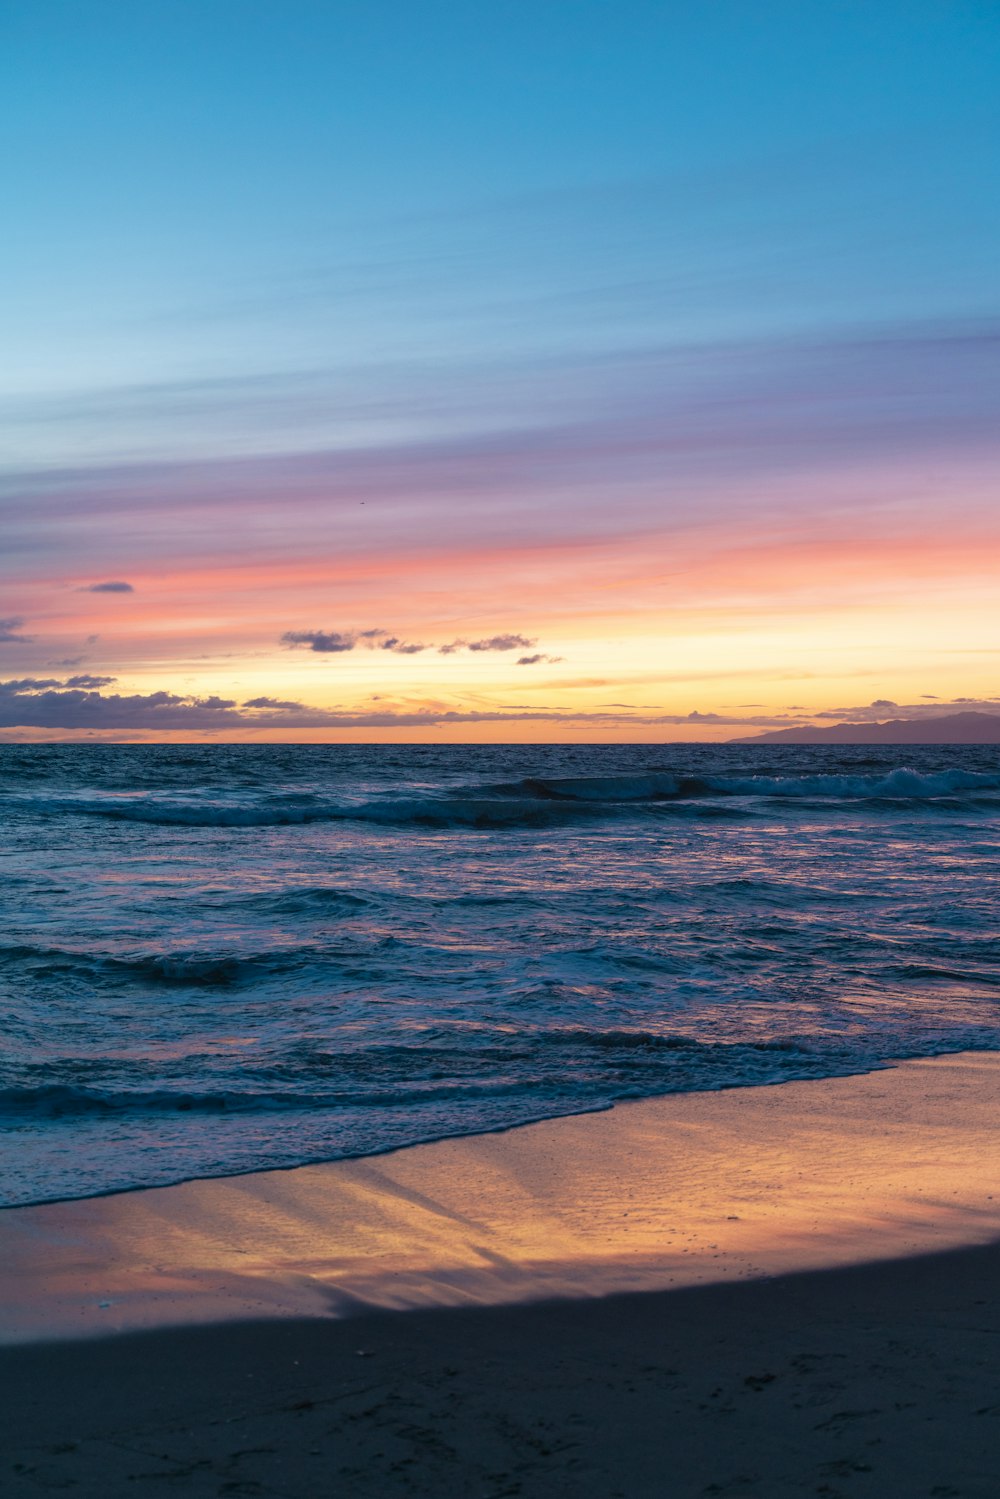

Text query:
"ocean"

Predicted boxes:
[[2, 741, 999, 1208]]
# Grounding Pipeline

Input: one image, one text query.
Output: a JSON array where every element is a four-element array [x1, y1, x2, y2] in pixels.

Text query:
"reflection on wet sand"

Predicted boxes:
[[3, 1052, 1000, 1343]]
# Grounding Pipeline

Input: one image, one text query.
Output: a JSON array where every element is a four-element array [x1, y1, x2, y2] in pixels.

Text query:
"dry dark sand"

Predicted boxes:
[[3, 1244, 1000, 1498], [3, 1054, 1000, 1496]]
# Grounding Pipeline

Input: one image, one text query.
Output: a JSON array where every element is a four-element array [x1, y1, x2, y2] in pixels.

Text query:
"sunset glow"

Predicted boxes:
[[3, 3, 998, 740]]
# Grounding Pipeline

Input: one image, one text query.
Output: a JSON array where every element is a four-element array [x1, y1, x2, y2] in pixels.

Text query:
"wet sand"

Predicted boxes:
[[2, 1053, 1000, 1495]]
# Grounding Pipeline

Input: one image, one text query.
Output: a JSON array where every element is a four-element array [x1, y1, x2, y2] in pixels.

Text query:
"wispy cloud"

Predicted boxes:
[[466, 634, 535, 653], [1, 320, 996, 728], [376, 637, 428, 655], [0, 617, 32, 644], [438, 634, 538, 655], [6, 321, 997, 586], [280, 628, 431, 655], [283, 627, 542, 657], [242, 695, 305, 710]]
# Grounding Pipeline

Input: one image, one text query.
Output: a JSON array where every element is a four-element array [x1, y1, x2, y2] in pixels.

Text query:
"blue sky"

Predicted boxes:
[[6, 1, 998, 401]]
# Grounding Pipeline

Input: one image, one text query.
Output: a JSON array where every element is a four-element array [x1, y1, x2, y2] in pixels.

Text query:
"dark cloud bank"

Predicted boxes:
[[1, 681, 996, 739], [0, 678, 792, 733]]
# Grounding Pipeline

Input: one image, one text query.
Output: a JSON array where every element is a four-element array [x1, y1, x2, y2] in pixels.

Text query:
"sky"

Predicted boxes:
[[2, 0, 999, 741]]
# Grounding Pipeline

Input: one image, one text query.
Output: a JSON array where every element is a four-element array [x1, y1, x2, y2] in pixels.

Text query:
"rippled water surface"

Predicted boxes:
[[2, 742, 999, 1206]]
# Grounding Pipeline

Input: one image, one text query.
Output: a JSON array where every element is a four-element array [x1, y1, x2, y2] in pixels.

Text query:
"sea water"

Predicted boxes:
[[2, 741, 998, 1207]]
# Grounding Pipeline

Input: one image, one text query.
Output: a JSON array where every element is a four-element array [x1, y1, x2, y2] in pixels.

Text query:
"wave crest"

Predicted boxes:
[[7, 764, 995, 833], [514, 767, 1000, 802]]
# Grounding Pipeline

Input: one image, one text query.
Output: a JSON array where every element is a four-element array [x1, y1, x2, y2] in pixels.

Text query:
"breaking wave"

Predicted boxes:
[[5, 765, 998, 832], [510, 767, 1000, 802], [0, 1033, 884, 1125]]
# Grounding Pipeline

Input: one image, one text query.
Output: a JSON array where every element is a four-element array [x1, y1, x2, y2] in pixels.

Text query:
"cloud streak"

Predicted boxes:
[[466, 634, 536, 653], [1, 319, 996, 734], [6, 321, 997, 587], [282, 628, 541, 657]]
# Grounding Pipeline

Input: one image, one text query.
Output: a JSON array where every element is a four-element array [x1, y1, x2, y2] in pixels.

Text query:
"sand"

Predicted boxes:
[[4, 1246, 1000, 1498], [2, 1053, 1000, 1495]]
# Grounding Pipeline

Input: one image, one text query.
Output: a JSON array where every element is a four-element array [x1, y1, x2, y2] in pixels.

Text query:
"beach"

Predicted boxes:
[[3, 1053, 1000, 1495], [6, 0, 1000, 1490]]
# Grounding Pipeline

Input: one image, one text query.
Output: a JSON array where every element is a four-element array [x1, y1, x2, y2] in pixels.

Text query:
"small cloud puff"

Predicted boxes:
[[282, 630, 357, 653], [0, 617, 32, 644], [467, 634, 535, 652], [81, 581, 134, 594], [242, 696, 306, 710], [378, 637, 427, 655], [438, 633, 537, 654], [282, 628, 431, 655]]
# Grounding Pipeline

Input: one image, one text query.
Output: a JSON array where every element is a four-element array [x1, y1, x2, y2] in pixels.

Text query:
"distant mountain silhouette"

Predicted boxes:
[[740, 711, 1000, 745]]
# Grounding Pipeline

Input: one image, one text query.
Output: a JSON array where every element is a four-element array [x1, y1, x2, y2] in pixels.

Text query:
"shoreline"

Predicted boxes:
[[3, 1050, 920, 1216], [4, 1052, 1000, 1496], [4, 1051, 1000, 1344]]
